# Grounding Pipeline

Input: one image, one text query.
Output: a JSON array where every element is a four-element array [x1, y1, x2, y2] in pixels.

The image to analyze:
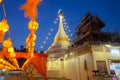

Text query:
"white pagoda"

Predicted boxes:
[[46, 9, 70, 60]]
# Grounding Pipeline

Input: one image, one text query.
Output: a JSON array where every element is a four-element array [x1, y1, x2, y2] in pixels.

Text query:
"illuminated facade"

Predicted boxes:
[[64, 13, 120, 80], [47, 12, 120, 80]]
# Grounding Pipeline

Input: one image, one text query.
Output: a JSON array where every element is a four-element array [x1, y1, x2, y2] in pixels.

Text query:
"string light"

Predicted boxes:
[[67, 26, 69, 28], [65, 28, 67, 31], [56, 18, 58, 20], [70, 34, 73, 36], [64, 22, 67, 25], [63, 18, 66, 22], [62, 16, 73, 42], [50, 28, 53, 31], [68, 30, 71, 32], [48, 32, 51, 36], [39, 14, 73, 51], [40, 45, 43, 49], [39, 28, 54, 51], [46, 37, 49, 39], [43, 41, 46, 44], [54, 21, 57, 24]]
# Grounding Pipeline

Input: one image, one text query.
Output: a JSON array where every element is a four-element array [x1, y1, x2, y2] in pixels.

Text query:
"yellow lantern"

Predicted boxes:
[[0, 19, 9, 32], [3, 38, 12, 47], [0, 0, 2, 3], [2, 19, 9, 32], [0, 21, 2, 31], [0, 58, 3, 62], [28, 20, 38, 31], [32, 42, 35, 47], [8, 47, 14, 53], [32, 34, 36, 41], [10, 52, 15, 57]]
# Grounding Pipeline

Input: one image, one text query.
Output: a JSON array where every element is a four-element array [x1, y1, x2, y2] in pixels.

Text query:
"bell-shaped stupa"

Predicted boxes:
[[46, 9, 70, 59]]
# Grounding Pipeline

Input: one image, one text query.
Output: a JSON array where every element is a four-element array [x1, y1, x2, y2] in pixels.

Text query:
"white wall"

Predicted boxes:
[[47, 60, 64, 78], [64, 53, 94, 80], [92, 45, 120, 72]]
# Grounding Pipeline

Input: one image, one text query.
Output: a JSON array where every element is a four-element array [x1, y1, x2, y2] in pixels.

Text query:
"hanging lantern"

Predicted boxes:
[[3, 38, 12, 47], [8, 47, 14, 53], [10, 52, 15, 57], [0, 21, 2, 30], [32, 42, 35, 47], [0, 58, 3, 62], [0, 0, 2, 3], [32, 34, 36, 41], [28, 20, 38, 31], [0, 19, 9, 32]]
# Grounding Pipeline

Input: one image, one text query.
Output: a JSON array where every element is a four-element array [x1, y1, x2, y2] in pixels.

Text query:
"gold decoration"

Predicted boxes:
[[28, 20, 38, 31], [10, 52, 15, 58], [32, 34, 36, 41], [0, 0, 2, 3], [8, 47, 14, 53], [3, 38, 12, 47], [0, 19, 9, 32], [54, 38, 69, 42]]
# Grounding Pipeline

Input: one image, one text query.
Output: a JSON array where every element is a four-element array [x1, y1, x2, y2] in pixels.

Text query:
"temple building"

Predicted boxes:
[[46, 11, 120, 80], [64, 13, 120, 80]]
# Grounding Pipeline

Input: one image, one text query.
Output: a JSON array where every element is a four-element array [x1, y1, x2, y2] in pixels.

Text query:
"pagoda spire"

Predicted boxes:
[[54, 9, 69, 43], [46, 9, 70, 58]]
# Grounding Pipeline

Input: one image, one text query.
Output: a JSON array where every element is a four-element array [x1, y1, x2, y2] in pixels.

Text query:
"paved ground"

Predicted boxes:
[[0, 75, 119, 80], [0, 75, 68, 80]]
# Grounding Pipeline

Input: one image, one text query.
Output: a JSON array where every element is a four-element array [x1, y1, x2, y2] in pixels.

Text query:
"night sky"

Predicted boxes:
[[0, 0, 120, 51]]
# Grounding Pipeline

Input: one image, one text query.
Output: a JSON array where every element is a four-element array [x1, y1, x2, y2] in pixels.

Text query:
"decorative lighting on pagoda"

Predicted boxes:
[[46, 37, 49, 39], [69, 39, 71, 41], [56, 18, 58, 20], [54, 21, 57, 24], [48, 32, 51, 36], [43, 41, 46, 44], [105, 44, 111, 48], [65, 28, 67, 30], [67, 35, 69, 37], [66, 26, 69, 28], [70, 34, 73, 36], [64, 22, 67, 25], [64, 54, 68, 58], [50, 28, 53, 31], [40, 45, 43, 49], [63, 18, 66, 22]]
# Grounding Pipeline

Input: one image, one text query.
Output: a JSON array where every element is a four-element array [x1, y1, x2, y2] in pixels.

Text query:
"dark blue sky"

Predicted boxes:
[[0, 0, 120, 51]]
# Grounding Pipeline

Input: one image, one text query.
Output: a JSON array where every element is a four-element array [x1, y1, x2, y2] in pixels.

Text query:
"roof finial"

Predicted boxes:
[[58, 9, 63, 16]]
